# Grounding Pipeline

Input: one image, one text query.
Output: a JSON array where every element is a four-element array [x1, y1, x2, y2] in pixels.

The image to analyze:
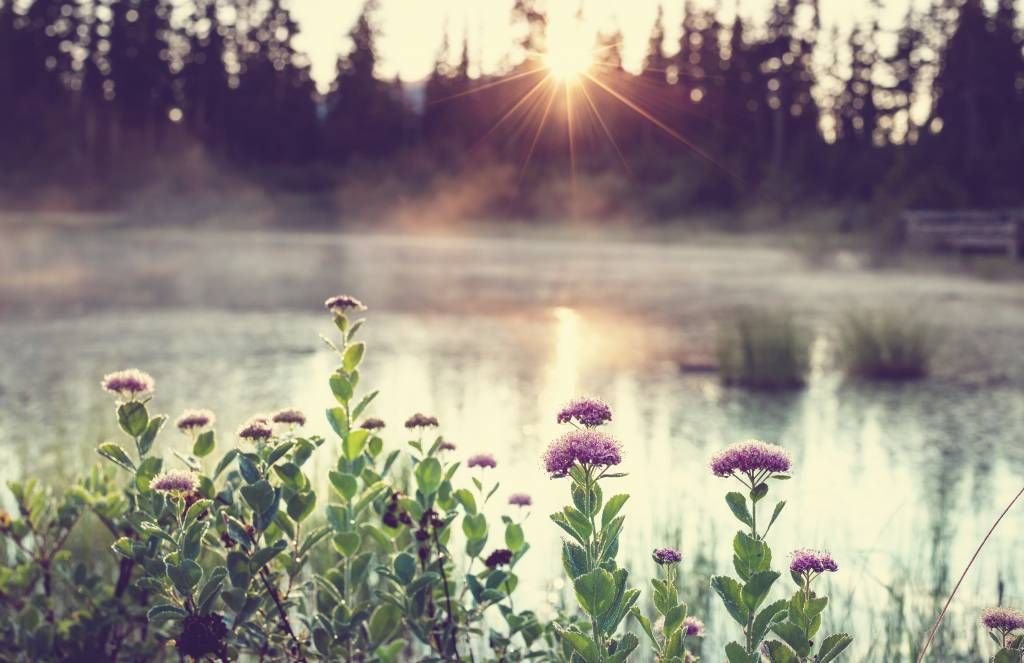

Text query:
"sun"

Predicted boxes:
[[543, 28, 594, 82]]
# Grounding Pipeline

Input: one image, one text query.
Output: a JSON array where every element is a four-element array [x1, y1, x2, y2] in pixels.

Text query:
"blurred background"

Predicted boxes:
[[1, 0, 1024, 660]]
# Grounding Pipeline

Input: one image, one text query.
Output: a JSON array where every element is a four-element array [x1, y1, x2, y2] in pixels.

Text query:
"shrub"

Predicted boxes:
[[716, 310, 810, 390], [837, 311, 935, 380]]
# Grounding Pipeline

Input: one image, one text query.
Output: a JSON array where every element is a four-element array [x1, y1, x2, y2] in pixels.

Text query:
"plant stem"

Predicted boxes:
[[432, 529, 461, 661], [259, 568, 307, 663]]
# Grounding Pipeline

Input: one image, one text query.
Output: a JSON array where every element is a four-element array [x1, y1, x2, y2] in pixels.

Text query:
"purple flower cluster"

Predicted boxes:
[[683, 616, 705, 638], [544, 429, 622, 479], [271, 408, 306, 427], [176, 409, 215, 435], [711, 440, 791, 478], [789, 549, 839, 575], [484, 548, 514, 569], [467, 453, 497, 469], [405, 413, 439, 429], [556, 397, 612, 428], [238, 417, 274, 443], [150, 469, 199, 494], [324, 294, 366, 316], [360, 417, 386, 431], [508, 493, 532, 507], [439, 440, 457, 452], [652, 547, 683, 565], [981, 607, 1024, 632], [101, 369, 155, 401]]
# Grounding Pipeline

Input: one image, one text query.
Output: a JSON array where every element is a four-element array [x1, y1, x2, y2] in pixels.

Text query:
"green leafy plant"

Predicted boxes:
[[716, 309, 809, 390]]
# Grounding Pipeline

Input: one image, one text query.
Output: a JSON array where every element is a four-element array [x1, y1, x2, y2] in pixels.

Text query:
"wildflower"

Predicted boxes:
[[360, 417, 386, 431], [405, 413, 439, 429], [557, 397, 612, 428], [789, 549, 839, 575], [484, 548, 514, 569], [176, 613, 228, 659], [543, 429, 623, 479], [508, 493, 532, 507], [711, 440, 791, 478], [150, 469, 199, 494], [981, 607, 1024, 632], [175, 409, 215, 435], [101, 369, 155, 401], [467, 453, 497, 469], [683, 616, 705, 638], [271, 408, 306, 427], [324, 294, 366, 316], [652, 547, 682, 565], [238, 417, 273, 443], [439, 439, 457, 451]]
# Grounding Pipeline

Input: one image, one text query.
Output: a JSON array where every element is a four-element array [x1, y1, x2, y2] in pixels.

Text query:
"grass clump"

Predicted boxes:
[[837, 311, 935, 380], [716, 309, 810, 390]]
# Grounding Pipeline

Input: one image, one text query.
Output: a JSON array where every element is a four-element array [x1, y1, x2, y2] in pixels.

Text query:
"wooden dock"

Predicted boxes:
[[904, 209, 1024, 259]]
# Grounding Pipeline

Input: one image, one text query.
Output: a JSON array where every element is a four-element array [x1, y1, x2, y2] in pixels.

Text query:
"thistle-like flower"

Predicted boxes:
[[652, 547, 682, 565], [360, 417, 386, 431], [238, 417, 273, 443], [150, 469, 199, 494], [176, 409, 215, 435], [683, 616, 705, 638], [543, 429, 622, 479], [405, 413, 439, 429], [981, 607, 1024, 633], [789, 549, 839, 576], [467, 453, 497, 469], [101, 369, 155, 401], [556, 397, 612, 428], [710, 440, 791, 479], [508, 492, 532, 507], [324, 294, 366, 316], [271, 408, 306, 427]]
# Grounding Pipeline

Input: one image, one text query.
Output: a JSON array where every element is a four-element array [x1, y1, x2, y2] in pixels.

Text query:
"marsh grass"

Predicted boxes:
[[716, 309, 810, 390], [838, 311, 936, 381]]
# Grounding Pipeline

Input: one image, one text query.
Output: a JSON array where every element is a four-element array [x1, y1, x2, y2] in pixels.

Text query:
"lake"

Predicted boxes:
[[2, 227, 1023, 660]]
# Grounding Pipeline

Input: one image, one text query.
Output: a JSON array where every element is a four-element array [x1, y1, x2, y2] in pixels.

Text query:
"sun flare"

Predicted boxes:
[[542, 25, 594, 82]]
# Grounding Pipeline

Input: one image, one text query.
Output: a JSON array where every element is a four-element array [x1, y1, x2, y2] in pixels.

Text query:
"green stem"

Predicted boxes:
[[584, 467, 605, 657]]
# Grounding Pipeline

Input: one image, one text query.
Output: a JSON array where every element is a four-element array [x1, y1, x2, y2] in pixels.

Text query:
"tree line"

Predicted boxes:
[[0, 0, 1022, 211]]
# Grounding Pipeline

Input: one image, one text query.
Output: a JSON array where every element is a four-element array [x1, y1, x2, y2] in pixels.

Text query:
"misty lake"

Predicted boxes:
[[2, 227, 1023, 660]]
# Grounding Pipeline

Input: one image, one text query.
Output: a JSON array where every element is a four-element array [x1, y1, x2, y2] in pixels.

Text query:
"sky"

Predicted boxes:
[[290, 0, 933, 91]]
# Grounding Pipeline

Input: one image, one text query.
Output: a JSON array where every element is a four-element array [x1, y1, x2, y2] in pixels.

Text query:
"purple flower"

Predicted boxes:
[[405, 413, 439, 429], [176, 409, 215, 435], [484, 548, 514, 568], [789, 549, 839, 575], [981, 607, 1024, 632], [543, 429, 622, 479], [711, 440, 791, 478], [271, 408, 306, 427], [683, 616, 705, 638], [508, 493, 532, 507], [238, 417, 273, 443], [467, 453, 497, 469], [360, 417, 386, 431], [557, 397, 612, 428], [439, 439, 457, 451], [324, 294, 366, 316], [150, 469, 199, 494], [101, 369, 155, 401], [653, 547, 682, 565]]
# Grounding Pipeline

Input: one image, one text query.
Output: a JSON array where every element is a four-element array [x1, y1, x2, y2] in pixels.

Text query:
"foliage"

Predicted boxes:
[[837, 311, 935, 380], [716, 309, 810, 390]]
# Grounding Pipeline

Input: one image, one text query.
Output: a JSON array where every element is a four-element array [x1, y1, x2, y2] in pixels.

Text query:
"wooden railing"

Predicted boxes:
[[904, 209, 1024, 259]]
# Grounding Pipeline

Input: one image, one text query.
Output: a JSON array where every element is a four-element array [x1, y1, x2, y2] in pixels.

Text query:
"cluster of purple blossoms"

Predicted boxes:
[[652, 547, 683, 565], [439, 440, 457, 452], [543, 429, 622, 479], [271, 408, 306, 427], [324, 294, 366, 316], [981, 607, 1024, 632], [484, 548, 514, 569], [556, 397, 613, 428], [789, 549, 839, 576], [150, 469, 199, 494], [711, 440, 791, 478], [508, 493, 533, 507], [238, 417, 274, 443], [360, 417, 386, 431], [176, 409, 215, 435], [683, 616, 705, 638], [467, 453, 497, 469], [101, 369, 155, 401], [405, 413, 439, 429]]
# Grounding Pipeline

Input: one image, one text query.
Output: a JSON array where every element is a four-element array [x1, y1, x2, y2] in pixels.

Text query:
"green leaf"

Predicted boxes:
[[137, 415, 165, 456], [167, 560, 203, 596], [742, 570, 781, 611], [663, 603, 688, 636], [251, 540, 287, 570], [213, 448, 238, 479], [196, 567, 227, 614], [505, 522, 525, 551], [601, 494, 630, 529], [147, 603, 187, 623], [97, 442, 136, 472], [368, 603, 401, 644], [562, 540, 588, 579], [351, 390, 378, 421], [454, 488, 477, 514], [557, 628, 600, 663], [394, 553, 416, 585], [333, 531, 361, 557], [343, 342, 366, 373], [608, 632, 639, 663], [329, 372, 353, 402], [343, 429, 370, 461], [117, 402, 149, 438], [817, 633, 854, 663], [134, 456, 162, 492], [329, 471, 358, 500], [266, 441, 294, 467], [183, 499, 213, 530], [711, 575, 749, 625], [573, 568, 616, 618], [326, 406, 348, 438], [725, 641, 756, 663], [273, 462, 304, 490], [226, 551, 251, 588], [287, 491, 316, 523], [192, 430, 215, 457], [415, 457, 443, 495], [766, 500, 787, 533], [377, 639, 407, 663], [772, 622, 812, 658], [726, 492, 753, 527], [462, 513, 488, 541], [751, 599, 789, 647], [240, 480, 275, 513], [630, 607, 659, 647], [762, 640, 799, 663]]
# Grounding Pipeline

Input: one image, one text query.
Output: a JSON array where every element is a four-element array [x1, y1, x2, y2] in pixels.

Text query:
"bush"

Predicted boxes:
[[837, 311, 935, 380], [716, 310, 810, 390]]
